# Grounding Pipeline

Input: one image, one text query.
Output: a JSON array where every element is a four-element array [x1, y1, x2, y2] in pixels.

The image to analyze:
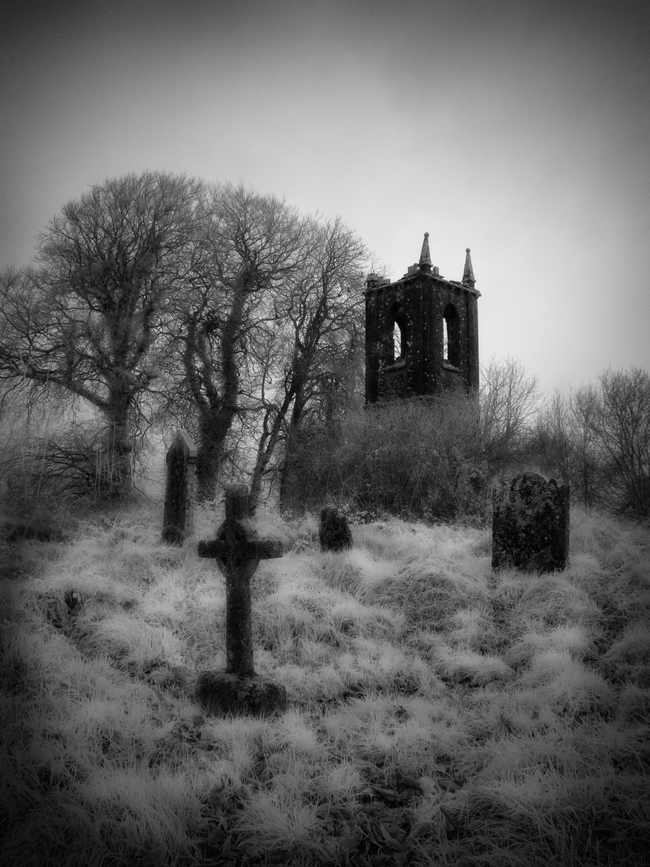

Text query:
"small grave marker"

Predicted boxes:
[[319, 504, 353, 552], [196, 485, 287, 715], [162, 429, 197, 545], [492, 472, 570, 573]]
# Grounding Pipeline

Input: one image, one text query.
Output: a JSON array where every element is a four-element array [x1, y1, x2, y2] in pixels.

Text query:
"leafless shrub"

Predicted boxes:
[[285, 394, 486, 522], [534, 368, 650, 517]]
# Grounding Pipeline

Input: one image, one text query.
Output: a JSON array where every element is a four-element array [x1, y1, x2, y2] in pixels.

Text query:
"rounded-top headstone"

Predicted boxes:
[[492, 472, 570, 573], [319, 505, 353, 552]]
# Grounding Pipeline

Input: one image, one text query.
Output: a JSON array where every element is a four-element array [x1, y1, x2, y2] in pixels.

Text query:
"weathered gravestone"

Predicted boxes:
[[195, 485, 287, 716], [319, 505, 353, 552], [492, 472, 570, 573], [162, 429, 197, 545]]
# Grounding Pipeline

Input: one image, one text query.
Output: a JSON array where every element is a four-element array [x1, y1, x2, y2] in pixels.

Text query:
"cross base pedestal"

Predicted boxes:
[[196, 671, 288, 717]]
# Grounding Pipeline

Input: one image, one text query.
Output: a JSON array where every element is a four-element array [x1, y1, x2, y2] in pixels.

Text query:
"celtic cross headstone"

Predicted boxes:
[[195, 485, 287, 715]]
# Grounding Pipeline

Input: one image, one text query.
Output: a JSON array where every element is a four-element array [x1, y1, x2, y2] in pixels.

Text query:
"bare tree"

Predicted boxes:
[[479, 355, 539, 473], [0, 172, 200, 496], [592, 368, 650, 515], [534, 369, 650, 514], [534, 390, 574, 485], [247, 216, 366, 506], [534, 384, 607, 506], [163, 183, 312, 501], [569, 384, 608, 507]]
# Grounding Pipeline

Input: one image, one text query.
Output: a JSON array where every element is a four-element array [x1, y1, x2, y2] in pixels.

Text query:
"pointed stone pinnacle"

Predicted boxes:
[[419, 232, 432, 268], [462, 247, 475, 287]]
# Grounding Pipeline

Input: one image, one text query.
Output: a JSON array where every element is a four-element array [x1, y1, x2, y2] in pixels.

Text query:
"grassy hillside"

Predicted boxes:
[[1, 503, 649, 866]]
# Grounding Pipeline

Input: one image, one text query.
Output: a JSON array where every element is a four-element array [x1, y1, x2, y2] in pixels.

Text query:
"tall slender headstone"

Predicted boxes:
[[492, 472, 570, 573], [162, 429, 197, 545], [196, 485, 287, 715]]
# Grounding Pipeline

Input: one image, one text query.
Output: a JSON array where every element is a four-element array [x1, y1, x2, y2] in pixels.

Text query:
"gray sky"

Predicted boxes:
[[2, 0, 649, 394]]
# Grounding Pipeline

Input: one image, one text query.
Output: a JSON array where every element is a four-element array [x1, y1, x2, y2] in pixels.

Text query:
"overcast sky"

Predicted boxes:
[[2, 0, 649, 394]]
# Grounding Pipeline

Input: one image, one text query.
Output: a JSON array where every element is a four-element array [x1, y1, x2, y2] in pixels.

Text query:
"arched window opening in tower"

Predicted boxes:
[[393, 320, 402, 360], [443, 304, 460, 367], [391, 307, 408, 363]]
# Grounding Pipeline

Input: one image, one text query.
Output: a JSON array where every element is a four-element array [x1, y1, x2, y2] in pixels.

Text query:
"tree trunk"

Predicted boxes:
[[195, 410, 233, 502], [102, 390, 135, 498], [195, 433, 220, 502], [278, 421, 300, 511], [249, 385, 298, 509], [278, 389, 308, 511], [193, 265, 253, 502]]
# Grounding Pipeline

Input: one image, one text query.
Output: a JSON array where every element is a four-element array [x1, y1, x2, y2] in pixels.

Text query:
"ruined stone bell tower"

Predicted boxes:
[[365, 233, 480, 404]]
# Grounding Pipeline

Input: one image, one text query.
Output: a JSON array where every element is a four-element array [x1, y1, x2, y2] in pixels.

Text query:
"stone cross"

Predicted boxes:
[[492, 472, 570, 573], [196, 485, 287, 715], [162, 429, 197, 545]]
